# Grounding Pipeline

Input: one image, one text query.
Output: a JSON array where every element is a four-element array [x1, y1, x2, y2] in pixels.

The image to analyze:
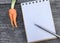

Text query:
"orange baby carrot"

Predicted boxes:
[[9, 9, 18, 28], [9, 0, 18, 28]]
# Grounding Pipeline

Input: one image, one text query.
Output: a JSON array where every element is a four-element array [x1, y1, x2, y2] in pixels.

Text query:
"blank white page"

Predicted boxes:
[[21, 0, 56, 43]]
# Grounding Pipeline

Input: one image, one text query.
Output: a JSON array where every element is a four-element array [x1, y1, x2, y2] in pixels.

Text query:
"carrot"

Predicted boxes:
[[9, 0, 18, 28], [9, 9, 18, 28]]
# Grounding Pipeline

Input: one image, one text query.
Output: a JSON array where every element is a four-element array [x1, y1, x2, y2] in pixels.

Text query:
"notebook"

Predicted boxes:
[[21, 0, 56, 43]]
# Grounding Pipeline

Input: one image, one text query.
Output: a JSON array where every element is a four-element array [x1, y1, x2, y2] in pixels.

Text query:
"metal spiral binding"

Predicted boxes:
[[22, 0, 48, 5]]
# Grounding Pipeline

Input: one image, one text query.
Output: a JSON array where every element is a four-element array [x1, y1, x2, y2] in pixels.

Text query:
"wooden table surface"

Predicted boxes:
[[0, 0, 60, 43]]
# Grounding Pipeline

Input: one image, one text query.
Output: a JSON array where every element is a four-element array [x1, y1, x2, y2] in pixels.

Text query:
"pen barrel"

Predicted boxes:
[[53, 33, 60, 38], [35, 24, 60, 38]]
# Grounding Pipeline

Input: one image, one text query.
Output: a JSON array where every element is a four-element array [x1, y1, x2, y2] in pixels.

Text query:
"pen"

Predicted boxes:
[[34, 24, 60, 38]]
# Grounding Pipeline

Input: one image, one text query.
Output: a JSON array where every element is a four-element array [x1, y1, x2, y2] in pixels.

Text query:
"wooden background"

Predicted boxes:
[[0, 0, 60, 43]]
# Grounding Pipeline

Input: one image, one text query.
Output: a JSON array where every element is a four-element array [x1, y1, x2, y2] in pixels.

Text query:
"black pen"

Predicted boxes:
[[34, 24, 60, 38]]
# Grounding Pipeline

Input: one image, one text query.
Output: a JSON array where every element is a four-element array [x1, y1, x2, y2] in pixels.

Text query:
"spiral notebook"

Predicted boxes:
[[21, 0, 56, 43]]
